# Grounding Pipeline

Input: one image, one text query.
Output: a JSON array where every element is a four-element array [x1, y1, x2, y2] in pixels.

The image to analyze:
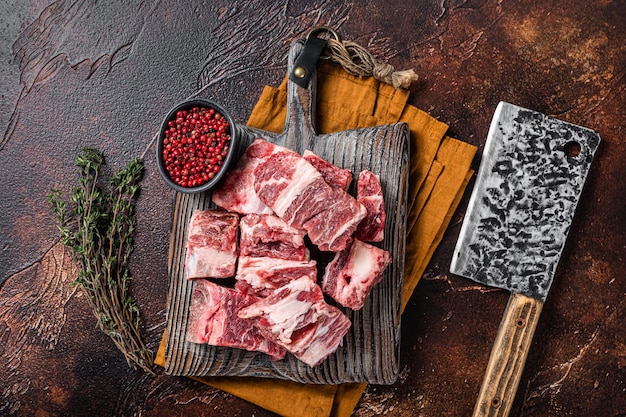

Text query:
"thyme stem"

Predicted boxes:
[[48, 148, 153, 373]]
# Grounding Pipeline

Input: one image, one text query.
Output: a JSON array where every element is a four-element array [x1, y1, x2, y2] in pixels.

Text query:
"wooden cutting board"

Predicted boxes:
[[162, 40, 409, 385]]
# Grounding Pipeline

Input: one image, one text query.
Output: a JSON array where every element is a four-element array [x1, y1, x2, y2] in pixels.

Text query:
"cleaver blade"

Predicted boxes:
[[450, 101, 600, 417]]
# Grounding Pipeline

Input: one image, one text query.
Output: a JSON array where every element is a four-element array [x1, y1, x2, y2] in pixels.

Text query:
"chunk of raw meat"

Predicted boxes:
[[211, 139, 280, 215], [238, 276, 352, 367], [303, 150, 352, 191], [187, 279, 286, 360], [185, 209, 239, 279], [253, 148, 320, 220], [235, 256, 317, 297], [239, 214, 308, 261], [300, 187, 367, 252], [322, 239, 392, 310], [254, 151, 367, 252], [354, 170, 386, 242]]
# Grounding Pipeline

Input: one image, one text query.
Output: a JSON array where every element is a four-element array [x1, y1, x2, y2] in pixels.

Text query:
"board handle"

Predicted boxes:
[[472, 292, 544, 417], [284, 40, 317, 144]]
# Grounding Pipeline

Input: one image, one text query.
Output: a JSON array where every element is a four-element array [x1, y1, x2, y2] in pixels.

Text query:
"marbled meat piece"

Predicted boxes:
[[301, 187, 367, 252], [252, 147, 319, 220], [322, 239, 392, 310], [354, 170, 386, 242], [254, 150, 367, 252], [303, 149, 352, 191], [240, 213, 308, 261], [185, 209, 239, 279], [211, 138, 279, 215], [187, 279, 286, 360], [238, 276, 352, 367], [234, 256, 317, 297]]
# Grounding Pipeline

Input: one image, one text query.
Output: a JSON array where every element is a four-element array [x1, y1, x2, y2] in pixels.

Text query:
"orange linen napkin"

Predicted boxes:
[[155, 61, 477, 417]]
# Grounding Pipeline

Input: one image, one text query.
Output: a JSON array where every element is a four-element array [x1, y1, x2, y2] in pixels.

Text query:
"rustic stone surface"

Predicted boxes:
[[0, 1, 624, 416]]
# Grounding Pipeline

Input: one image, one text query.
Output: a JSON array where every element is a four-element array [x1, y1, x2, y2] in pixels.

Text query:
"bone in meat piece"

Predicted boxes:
[[302, 149, 352, 191], [238, 276, 352, 367], [234, 256, 317, 297], [239, 213, 308, 261], [211, 138, 279, 215], [322, 239, 392, 310], [186, 279, 286, 360], [354, 170, 386, 242], [253, 148, 366, 252], [185, 209, 239, 279]]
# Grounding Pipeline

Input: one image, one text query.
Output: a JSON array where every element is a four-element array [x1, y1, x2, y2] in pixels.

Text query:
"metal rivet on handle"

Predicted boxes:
[[293, 67, 306, 78]]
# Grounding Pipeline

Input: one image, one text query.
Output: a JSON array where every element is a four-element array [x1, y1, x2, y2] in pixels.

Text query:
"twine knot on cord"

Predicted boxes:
[[323, 38, 418, 89]]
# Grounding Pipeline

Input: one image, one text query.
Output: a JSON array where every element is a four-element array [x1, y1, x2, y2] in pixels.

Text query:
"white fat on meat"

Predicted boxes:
[[254, 150, 321, 218], [234, 256, 317, 298], [238, 276, 351, 367], [246, 277, 318, 345], [185, 209, 239, 279], [186, 279, 286, 360], [322, 239, 392, 310]]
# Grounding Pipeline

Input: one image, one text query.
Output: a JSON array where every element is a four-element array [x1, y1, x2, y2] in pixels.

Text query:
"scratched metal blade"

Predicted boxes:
[[450, 102, 600, 301]]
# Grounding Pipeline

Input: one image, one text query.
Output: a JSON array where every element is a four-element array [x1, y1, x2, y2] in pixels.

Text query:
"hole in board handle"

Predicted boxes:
[[491, 397, 502, 408]]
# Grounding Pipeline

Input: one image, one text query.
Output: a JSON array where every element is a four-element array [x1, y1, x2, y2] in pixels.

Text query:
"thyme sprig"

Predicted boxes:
[[48, 148, 153, 373]]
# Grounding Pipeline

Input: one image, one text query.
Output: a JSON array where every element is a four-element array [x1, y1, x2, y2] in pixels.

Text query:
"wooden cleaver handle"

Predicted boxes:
[[472, 292, 544, 417]]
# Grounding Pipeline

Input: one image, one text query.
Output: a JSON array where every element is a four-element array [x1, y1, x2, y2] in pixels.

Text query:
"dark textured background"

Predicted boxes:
[[0, 1, 624, 416]]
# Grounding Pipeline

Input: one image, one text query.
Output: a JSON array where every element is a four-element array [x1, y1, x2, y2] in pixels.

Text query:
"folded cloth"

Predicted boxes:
[[155, 60, 477, 417]]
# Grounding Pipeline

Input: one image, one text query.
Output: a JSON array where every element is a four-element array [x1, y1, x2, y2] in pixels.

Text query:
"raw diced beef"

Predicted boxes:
[[234, 256, 317, 297], [254, 150, 367, 252], [322, 239, 392, 310], [186, 279, 286, 360], [280, 176, 337, 229], [303, 150, 352, 191], [185, 209, 239, 279], [238, 276, 352, 367], [253, 148, 320, 220], [240, 214, 308, 261], [354, 170, 386, 242], [211, 139, 279, 215], [301, 187, 367, 252]]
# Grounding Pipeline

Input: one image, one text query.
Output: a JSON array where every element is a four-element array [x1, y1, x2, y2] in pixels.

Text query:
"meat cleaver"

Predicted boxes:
[[450, 101, 600, 416]]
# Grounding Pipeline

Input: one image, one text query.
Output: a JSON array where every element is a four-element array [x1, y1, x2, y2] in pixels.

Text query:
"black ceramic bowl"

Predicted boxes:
[[156, 98, 238, 194]]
